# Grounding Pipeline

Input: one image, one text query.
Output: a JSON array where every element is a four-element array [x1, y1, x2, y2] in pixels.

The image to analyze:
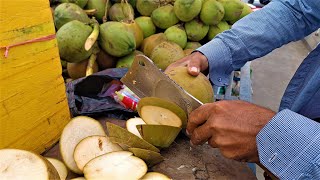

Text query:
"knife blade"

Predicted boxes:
[[120, 54, 203, 115]]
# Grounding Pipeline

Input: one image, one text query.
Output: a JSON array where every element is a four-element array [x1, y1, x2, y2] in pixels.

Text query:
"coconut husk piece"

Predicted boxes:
[[136, 124, 181, 148], [106, 122, 160, 152], [129, 148, 164, 167]]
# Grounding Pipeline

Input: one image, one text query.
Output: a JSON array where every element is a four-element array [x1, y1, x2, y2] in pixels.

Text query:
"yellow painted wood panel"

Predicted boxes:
[[0, 0, 71, 153]]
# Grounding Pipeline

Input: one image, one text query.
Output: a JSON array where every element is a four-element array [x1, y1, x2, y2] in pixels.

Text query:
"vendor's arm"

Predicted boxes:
[[169, 0, 320, 86], [257, 109, 320, 179]]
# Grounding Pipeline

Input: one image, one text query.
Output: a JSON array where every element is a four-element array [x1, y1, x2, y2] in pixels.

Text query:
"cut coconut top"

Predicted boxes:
[[60, 116, 106, 174], [141, 172, 171, 180], [107, 122, 160, 152], [137, 97, 187, 128], [46, 158, 68, 180], [73, 135, 122, 171], [128, 148, 164, 167], [83, 151, 147, 180], [126, 117, 146, 138], [0, 149, 60, 180]]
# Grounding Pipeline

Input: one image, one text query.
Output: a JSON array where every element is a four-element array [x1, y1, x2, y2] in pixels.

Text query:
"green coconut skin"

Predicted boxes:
[[218, 0, 244, 21], [128, 148, 164, 167], [229, 2, 252, 24], [136, 0, 161, 16], [164, 25, 187, 49], [54, 3, 90, 30], [85, 0, 111, 22], [60, 0, 88, 8], [108, 3, 135, 22], [116, 50, 143, 68], [184, 19, 209, 41], [135, 16, 156, 38], [150, 41, 185, 70], [184, 42, 202, 50], [207, 21, 230, 40], [151, 5, 179, 29], [99, 21, 136, 57], [200, 0, 225, 25], [56, 20, 93, 63], [174, 0, 202, 22]]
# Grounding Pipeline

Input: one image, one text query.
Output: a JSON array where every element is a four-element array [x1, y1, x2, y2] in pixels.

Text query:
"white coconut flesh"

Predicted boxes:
[[141, 172, 171, 180], [83, 151, 147, 180], [73, 135, 123, 171], [60, 116, 106, 174], [126, 118, 146, 138], [0, 149, 59, 180], [46, 157, 68, 180], [141, 106, 182, 127]]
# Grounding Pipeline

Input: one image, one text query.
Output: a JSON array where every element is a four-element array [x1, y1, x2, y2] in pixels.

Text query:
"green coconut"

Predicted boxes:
[[140, 33, 167, 57], [113, 0, 137, 8], [185, 42, 201, 50], [136, 125, 181, 148], [128, 148, 164, 167], [164, 24, 187, 49], [108, 3, 134, 22], [67, 59, 99, 79], [85, 0, 111, 22], [54, 3, 90, 30], [96, 50, 117, 70], [151, 5, 179, 29], [165, 66, 214, 103], [207, 20, 230, 40], [56, 20, 93, 63], [135, 16, 156, 38], [173, 0, 202, 22], [99, 21, 136, 57], [116, 50, 143, 68], [106, 122, 160, 152], [184, 18, 209, 41], [60, 0, 88, 8], [150, 41, 185, 70], [229, 2, 252, 24], [218, 0, 244, 21], [200, 0, 224, 25], [136, 0, 161, 16], [123, 21, 144, 48], [137, 97, 188, 128]]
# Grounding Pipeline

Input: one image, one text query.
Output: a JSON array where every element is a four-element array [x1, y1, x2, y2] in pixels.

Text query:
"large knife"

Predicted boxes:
[[121, 54, 203, 115]]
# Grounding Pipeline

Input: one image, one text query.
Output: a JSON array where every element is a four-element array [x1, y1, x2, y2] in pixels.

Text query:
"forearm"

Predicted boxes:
[[257, 109, 320, 179], [198, 0, 320, 86]]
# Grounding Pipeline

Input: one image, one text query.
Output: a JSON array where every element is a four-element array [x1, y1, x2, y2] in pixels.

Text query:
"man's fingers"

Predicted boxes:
[[190, 122, 211, 145], [187, 104, 213, 135], [187, 58, 201, 76]]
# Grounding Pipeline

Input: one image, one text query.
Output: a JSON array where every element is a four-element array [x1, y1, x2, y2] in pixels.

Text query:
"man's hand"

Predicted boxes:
[[187, 100, 276, 163], [165, 51, 209, 76]]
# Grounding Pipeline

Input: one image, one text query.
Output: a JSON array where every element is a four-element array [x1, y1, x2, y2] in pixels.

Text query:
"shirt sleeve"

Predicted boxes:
[[256, 109, 320, 179], [197, 0, 320, 86]]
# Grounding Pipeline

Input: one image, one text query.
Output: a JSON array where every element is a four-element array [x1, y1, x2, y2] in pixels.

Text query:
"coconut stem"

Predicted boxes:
[[103, 0, 110, 23], [121, 0, 134, 21], [86, 53, 97, 76], [85, 18, 99, 51], [84, 9, 97, 16]]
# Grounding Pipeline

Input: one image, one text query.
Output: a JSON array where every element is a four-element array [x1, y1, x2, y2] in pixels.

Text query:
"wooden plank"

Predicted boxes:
[[0, 0, 70, 153]]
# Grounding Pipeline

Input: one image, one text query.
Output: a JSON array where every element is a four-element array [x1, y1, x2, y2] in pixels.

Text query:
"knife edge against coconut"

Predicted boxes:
[[120, 54, 203, 115]]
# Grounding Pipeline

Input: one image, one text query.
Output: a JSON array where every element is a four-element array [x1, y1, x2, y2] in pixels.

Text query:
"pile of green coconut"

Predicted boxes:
[[51, 0, 252, 80]]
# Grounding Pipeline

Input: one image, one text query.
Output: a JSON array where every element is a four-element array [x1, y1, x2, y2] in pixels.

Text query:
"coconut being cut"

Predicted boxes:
[[73, 135, 123, 171], [0, 149, 60, 180], [137, 97, 187, 128], [83, 151, 147, 180]]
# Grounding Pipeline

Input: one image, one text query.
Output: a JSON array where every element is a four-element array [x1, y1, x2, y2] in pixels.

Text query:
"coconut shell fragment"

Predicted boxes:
[[129, 148, 164, 167]]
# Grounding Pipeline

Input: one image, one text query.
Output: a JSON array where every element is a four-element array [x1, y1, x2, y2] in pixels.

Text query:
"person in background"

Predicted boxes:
[[166, 0, 320, 179]]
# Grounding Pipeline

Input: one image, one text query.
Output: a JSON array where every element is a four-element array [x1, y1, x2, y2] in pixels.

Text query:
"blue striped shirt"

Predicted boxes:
[[197, 0, 320, 179]]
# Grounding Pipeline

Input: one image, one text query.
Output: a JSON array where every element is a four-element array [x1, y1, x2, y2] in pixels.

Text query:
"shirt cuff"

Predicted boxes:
[[256, 109, 320, 179], [196, 38, 233, 86]]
